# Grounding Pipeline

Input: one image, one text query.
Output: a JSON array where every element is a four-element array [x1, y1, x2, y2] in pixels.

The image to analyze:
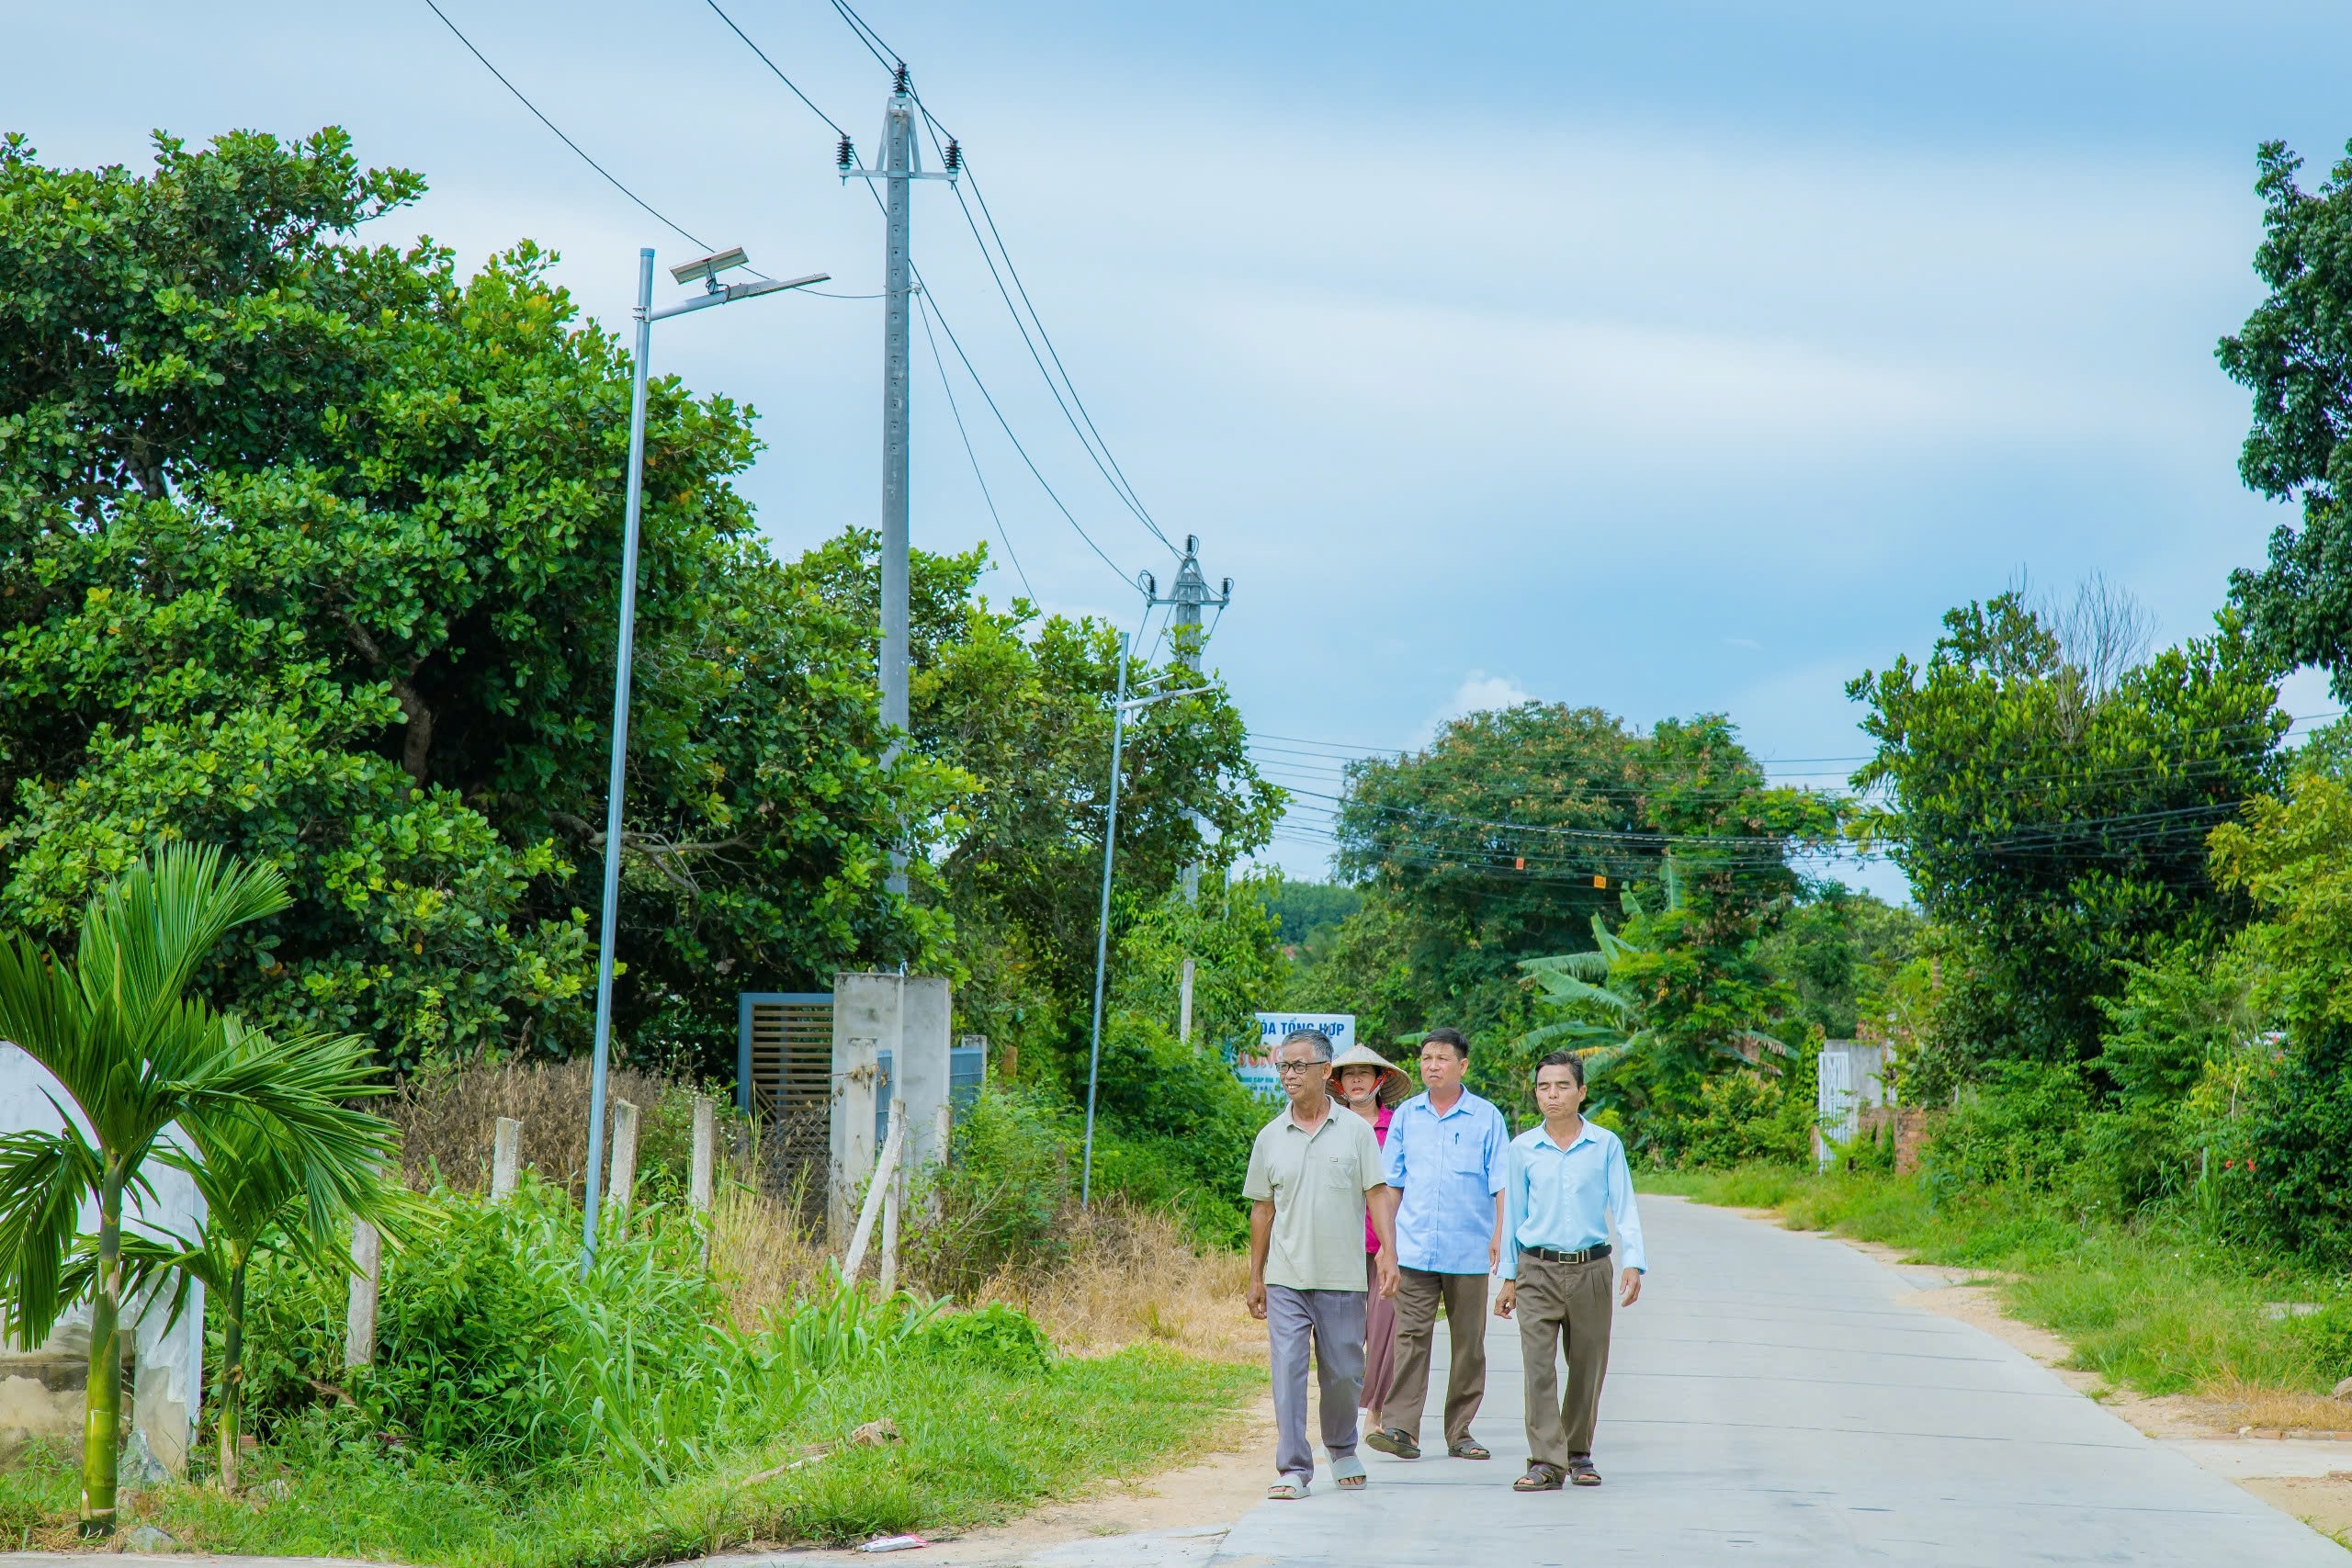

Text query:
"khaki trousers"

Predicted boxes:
[[1516, 1252, 1614, 1465], [1383, 1267, 1488, 1444]]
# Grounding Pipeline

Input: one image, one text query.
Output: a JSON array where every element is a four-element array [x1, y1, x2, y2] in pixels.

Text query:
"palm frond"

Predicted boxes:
[[1520, 952, 1611, 982], [0, 1127, 102, 1348]]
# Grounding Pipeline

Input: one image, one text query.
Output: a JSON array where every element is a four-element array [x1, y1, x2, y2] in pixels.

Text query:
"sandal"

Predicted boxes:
[[1331, 1454, 1368, 1491], [1448, 1437, 1491, 1461], [1568, 1458, 1603, 1487], [1514, 1462, 1566, 1492], [1266, 1478, 1309, 1500], [1363, 1427, 1420, 1460]]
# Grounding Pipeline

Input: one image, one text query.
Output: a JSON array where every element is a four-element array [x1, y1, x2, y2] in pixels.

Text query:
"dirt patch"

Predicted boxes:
[[2241, 1477, 2352, 1544]]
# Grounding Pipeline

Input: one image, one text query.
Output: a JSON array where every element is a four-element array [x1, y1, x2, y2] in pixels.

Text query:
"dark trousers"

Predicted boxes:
[[1516, 1252, 1614, 1464], [1384, 1267, 1489, 1444]]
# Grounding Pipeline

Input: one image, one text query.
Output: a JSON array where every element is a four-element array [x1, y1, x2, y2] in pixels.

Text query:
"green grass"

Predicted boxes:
[[1651, 1164, 2352, 1401], [0, 1348, 1258, 1566]]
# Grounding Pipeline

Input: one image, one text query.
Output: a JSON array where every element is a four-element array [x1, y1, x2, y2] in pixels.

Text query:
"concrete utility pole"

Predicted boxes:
[[1142, 536, 1232, 901], [843, 66, 957, 896]]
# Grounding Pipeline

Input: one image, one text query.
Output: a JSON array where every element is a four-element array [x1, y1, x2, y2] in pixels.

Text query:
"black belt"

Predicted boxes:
[[1523, 1243, 1611, 1265]]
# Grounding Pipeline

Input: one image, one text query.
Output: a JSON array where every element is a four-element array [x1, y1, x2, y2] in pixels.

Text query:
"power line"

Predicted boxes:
[[826, 0, 899, 71], [419, 0, 716, 253], [917, 291, 1035, 604], [916, 267, 1137, 585], [915, 112, 1174, 554], [701, 0, 849, 138]]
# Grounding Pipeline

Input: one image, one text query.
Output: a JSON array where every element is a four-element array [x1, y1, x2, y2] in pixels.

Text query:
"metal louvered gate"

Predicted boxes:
[[737, 991, 832, 1195]]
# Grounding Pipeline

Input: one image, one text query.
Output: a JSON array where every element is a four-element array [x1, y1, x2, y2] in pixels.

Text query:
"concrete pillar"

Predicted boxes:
[[607, 1100, 640, 1228], [831, 973, 948, 1235], [344, 1220, 379, 1369], [491, 1117, 523, 1200], [690, 1094, 716, 1269]]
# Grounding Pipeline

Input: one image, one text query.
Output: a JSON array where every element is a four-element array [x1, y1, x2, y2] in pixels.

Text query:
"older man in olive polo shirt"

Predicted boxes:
[[1245, 1028, 1400, 1500]]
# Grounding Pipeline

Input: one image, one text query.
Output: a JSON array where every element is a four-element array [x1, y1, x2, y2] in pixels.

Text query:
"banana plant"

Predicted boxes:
[[1513, 863, 1792, 1081], [0, 846, 395, 1533]]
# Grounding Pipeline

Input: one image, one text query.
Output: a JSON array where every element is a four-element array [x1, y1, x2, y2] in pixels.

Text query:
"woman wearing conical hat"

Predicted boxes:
[[1331, 1042, 1412, 1432]]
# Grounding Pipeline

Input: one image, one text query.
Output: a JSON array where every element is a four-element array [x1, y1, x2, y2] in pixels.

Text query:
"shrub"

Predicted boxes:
[[1677, 1072, 1808, 1168], [2241, 1023, 2352, 1261], [916, 1302, 1055, 1374], [1920, 1060, 2090, 1192], [237, 1179, 931, 1481]]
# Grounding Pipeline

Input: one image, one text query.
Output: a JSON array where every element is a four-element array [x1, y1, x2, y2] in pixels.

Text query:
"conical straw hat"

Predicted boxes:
[[1329, 1043, 1411, 1107]]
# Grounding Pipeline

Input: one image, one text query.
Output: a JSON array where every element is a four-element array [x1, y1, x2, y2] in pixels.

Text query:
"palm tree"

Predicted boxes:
[[0, 846, 394, 1535], [82, 1088, 413, 1493]]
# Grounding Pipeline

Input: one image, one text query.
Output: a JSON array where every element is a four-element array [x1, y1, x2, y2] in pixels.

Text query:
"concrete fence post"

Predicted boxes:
[[690, 1094, 716, 1268], [344, 1220, 380, 1369], [877, 1097, 907, 1295], [491, 1117, 523, 1201], [607, 1100, 640, 1230]]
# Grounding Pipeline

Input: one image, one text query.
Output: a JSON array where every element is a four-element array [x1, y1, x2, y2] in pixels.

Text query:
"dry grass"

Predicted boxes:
[[386, 1059, 714, 1197], [389, 1062, 1260, 1367], [2205, 1375, 2352, 1433], [963, 1202, 1256, 1361], [707, 1173, 1256, 1362]]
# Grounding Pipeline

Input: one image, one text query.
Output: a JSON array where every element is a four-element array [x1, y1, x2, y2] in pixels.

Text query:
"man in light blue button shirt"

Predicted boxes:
[[1364, 1028, 1510, 1462], [1495, 1049, 1645, 1491]]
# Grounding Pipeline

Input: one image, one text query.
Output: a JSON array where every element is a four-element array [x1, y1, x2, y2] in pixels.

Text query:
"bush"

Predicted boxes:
[[1921, 1060, 2090, 1192], [916, 1302, 1055, 1374], [2242, 1023, 2352, 1261], [1677, 1072, 1808, 1168], [238, 1179, 932, 1480]]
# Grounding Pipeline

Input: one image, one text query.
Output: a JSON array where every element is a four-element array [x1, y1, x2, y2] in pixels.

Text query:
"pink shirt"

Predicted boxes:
[[1363, 1102, 1393, 1254]]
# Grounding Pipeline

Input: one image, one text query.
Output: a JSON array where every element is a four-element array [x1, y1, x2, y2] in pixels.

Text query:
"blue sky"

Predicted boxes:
[[17, 1, 2352, 896]]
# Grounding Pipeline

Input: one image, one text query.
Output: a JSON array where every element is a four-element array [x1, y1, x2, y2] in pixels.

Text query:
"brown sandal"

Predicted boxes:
[[1568, 1458, 1602, 1486], [1514, 1462, 1566, 1492], [1449, 1438, 1491, 1461]]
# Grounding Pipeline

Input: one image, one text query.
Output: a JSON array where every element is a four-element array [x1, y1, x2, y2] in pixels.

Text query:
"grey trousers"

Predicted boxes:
[[1266, 1284, 1366, 1483]]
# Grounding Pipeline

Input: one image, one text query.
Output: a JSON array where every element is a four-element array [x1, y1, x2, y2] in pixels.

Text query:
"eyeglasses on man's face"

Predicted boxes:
[[1273, 1058, 1324, 1076]]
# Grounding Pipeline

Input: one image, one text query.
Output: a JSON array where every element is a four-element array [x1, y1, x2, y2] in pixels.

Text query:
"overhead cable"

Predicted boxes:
[[420, 0, 718, 253]]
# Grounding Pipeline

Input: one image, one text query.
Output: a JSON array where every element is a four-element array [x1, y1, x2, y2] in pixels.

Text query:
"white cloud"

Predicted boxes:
[[1419, 671, 1533, 743]]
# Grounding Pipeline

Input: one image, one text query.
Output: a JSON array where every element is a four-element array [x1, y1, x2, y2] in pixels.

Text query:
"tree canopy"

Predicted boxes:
[[2222, 140, 2352, 693]]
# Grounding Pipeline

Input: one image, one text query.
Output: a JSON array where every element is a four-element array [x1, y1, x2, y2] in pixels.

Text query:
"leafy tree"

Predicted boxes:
[[1256, 881, 1363, 951], [1849, 592, 2283, 1077], [1330, 704, 1836, 1049], [0, 846, 391, 1534], [1509, 876, 1801, 1148], [1754, 884, 1921, 1040], [0, 130, 955, 1079], [2220, 141, 2352, 691], [783, 530, 1280, 1073]]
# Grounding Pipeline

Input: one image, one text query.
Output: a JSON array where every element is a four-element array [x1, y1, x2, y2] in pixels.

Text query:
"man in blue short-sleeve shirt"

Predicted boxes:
[[1363, 1027, 1510, 1462]]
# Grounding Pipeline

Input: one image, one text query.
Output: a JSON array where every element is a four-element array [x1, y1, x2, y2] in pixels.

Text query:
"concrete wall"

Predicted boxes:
[[827, 973, 950, 1239], [0, 1044, 205, 1474]]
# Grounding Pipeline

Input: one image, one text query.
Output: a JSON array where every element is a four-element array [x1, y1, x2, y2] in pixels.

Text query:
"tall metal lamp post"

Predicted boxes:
[[1079, 631, 1215, 1210], [582, 245, 829, 1268]]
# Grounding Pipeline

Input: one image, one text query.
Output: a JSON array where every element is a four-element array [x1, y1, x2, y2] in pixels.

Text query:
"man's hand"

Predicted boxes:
[[1488, 1232, 1502, 1272], [1618, 1268, 1643, 1307], [1247, 1279, 1268, 1320], [1494, 1280, 1516, 1319], [1374, 1249, 1400, 1299]]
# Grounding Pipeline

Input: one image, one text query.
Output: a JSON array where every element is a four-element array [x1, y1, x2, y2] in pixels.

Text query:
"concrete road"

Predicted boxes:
[[1209, 1196, 2348, 1566]]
